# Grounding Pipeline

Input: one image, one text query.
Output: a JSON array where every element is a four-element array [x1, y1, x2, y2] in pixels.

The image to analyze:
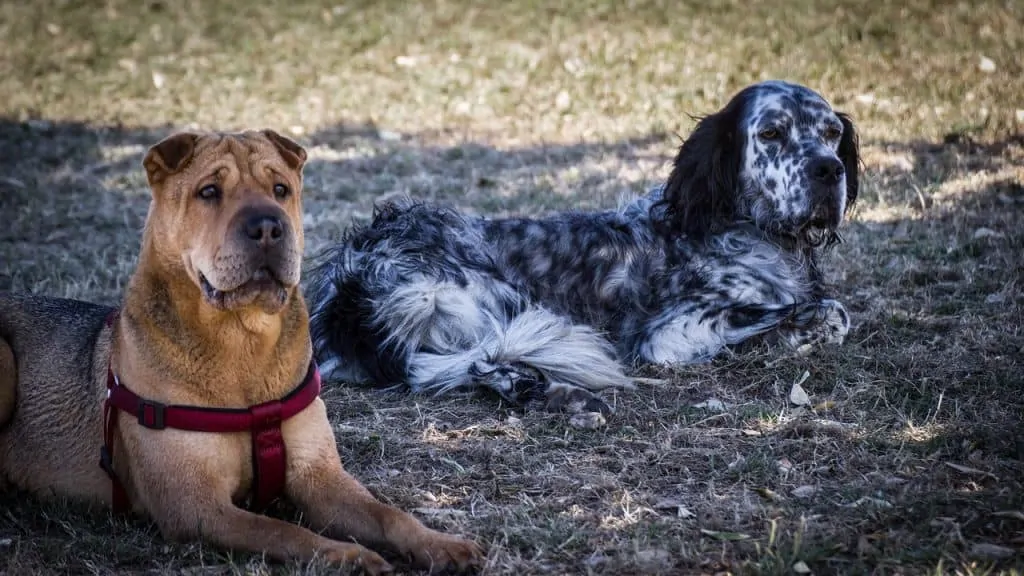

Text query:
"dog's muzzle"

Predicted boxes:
[[807, 156, 846, 230]]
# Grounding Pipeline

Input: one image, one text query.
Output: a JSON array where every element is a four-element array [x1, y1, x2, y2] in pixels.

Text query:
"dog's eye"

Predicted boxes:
[[758, 127, 780, 140], [273, 184, 290, 199], [823, 126, 842, 140], [197, 185, 221, 201]]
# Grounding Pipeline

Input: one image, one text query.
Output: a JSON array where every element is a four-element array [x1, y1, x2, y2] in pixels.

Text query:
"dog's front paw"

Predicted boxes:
[[782, 299, 850, 349], [323, 542, 394, 575], [818, 299, 850, 344], [409, 531, 484, 574]]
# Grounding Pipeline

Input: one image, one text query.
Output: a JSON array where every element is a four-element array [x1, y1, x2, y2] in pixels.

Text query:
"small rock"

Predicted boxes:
[[0, 538, 11, 546], [978, 55, 997, 73], [151, 71, 166, 89], [569, 411, 606, 429], [1016, 109, 1024, 124], [555, 90, 572, 112], [377, 129, 402, 141], [791, 485, 817, 499], [793, 560, 812, 574]]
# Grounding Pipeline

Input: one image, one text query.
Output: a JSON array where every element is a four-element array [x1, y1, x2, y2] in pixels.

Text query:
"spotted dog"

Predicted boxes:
[[306, 81, 860, 414]]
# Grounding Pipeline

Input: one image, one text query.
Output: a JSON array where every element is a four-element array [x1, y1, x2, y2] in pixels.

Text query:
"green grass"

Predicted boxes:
[[2, 0, 1023, 574]]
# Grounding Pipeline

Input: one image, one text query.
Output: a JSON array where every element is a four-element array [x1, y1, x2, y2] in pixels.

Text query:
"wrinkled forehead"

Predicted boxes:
[[188, 133, 291, 178], [746, 83, 837, 127]]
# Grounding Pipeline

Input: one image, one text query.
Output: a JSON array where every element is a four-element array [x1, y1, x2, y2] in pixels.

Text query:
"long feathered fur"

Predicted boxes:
[[306, 80, 860, 414]]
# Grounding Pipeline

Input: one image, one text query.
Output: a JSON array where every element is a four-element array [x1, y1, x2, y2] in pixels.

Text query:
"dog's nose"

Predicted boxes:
[[809, 157, 845, 185], [244, 214, 284, 247]]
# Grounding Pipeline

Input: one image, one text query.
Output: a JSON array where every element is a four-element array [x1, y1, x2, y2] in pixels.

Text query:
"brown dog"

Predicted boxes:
[[0, 130, 483, 574]]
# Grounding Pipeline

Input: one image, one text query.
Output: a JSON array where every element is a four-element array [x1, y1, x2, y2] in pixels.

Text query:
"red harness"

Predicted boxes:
[[98, 311, 322, 514]]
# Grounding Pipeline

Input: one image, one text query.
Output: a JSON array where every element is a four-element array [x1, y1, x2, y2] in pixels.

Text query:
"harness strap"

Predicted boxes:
[[99, 310, 322, 514]]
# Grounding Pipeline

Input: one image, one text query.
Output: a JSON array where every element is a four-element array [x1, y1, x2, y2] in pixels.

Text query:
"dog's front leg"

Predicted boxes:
[[131, 435, 393, 574], [169, 500, 394, 573], [285, 403, 484, 573]]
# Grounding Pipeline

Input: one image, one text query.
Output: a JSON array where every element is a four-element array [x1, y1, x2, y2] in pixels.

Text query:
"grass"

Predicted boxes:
[[1, 0, 1023, 573]]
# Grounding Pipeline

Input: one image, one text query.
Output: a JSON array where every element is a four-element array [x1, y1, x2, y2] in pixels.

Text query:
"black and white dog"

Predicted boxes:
[[306, 81, 860, 414]]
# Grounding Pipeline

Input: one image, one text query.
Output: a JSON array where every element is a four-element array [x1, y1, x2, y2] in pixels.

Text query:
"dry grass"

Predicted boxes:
[[1, 0, 1023, 574]]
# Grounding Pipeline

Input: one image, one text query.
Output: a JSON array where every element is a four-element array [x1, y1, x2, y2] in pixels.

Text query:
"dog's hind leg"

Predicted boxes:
[[0, 337, 15, 427]]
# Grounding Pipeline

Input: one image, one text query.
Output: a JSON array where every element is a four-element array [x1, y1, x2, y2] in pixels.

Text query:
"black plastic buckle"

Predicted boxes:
[[137, 400, 166, 429], [99, 446, 115, 478]]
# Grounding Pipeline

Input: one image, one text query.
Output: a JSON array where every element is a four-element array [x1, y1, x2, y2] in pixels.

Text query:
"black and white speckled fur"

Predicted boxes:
[[306, 81, 860, 414]]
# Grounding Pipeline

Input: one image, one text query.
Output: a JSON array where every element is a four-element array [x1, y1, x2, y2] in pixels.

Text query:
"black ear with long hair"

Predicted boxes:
[[652, 92, 747, 241], [837, 112, 860, 212]]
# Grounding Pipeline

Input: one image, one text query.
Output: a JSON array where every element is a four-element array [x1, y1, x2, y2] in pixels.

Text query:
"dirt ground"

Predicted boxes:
[[1, 1, 1022, 574]]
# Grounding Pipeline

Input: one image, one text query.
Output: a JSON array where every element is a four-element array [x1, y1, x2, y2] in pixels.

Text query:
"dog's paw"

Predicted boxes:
[[544, 381, 614, 416], [782, 299, 850, 349], [410, 531, 485, 574], [323, 542, 394, 575], [818, 299, 851, 344]]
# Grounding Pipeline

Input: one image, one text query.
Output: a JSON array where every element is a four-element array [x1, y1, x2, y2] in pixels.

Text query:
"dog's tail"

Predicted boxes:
[[406, 305, 631, 398], [308, 260, 632, 400]]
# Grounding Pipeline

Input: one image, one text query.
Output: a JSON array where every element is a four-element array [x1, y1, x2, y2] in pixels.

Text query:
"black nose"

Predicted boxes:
[[244, 214, 284, 247], [809, 157, 845, 185]]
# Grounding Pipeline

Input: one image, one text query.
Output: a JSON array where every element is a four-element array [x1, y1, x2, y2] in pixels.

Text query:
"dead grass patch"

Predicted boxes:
[[2, 0, 1023, 574]]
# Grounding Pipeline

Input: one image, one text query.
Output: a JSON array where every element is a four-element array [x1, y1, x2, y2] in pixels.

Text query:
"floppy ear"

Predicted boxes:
[[143, 132, 199, 187], [837, 112, 860, 212], [654, 107, 742, 240], [262, 129, 307, 172]]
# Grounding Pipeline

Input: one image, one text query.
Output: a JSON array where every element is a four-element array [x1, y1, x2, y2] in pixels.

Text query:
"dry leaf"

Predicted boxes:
[[755, 487, 783, 502], [812, 400, 835, 411], [970, 542, 1014, 560], [973, 227, 1003, 239], [412, 507, 467, 518], [790, 372, 811, 406], [692, 398, 726, 412], [791, 485, 817, 499], [700, 529, 750, 541], [633, 549, 672, 568], [992, 510, 1024, 521], [945, 461, 999, 480]]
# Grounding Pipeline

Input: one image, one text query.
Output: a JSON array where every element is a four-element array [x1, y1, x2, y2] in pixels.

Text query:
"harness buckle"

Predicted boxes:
[[99, 445, 115, 477], [137, 400, 167, 430]]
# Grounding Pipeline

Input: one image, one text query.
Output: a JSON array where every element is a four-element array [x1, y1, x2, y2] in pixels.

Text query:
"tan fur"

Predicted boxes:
[[0, 130, 483, 575]]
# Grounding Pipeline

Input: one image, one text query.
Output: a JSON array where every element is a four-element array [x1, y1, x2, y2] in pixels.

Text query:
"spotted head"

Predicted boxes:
[[655, 81, 860, 247]]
